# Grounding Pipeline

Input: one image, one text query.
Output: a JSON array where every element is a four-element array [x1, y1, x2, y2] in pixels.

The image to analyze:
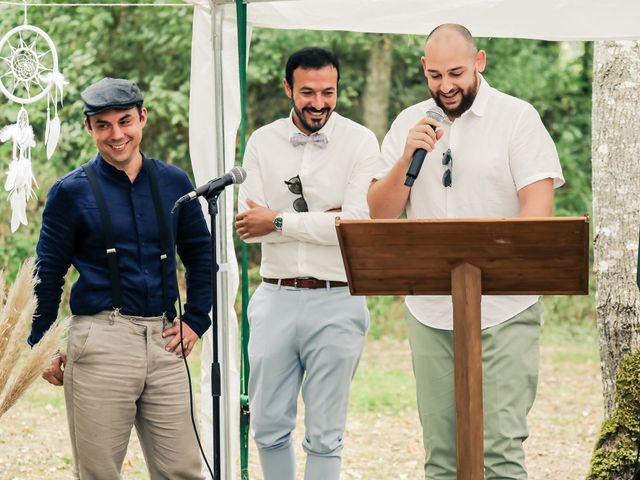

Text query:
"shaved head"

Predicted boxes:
[[420, 23, 485, 119], [425, 24, 478, 58]]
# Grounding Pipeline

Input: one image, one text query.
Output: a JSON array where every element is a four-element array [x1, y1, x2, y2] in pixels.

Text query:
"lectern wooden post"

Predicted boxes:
[[335, 217, 589, 480]]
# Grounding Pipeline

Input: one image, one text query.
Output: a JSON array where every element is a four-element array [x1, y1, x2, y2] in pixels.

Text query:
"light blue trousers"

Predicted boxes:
[[407, 301, 543, 480], [248, 282, 369, 480]]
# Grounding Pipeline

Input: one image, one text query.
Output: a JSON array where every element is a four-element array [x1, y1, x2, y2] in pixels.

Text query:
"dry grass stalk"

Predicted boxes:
[[0, 257, 37, 364], [0, 316, 69, 418], [0, 270, 6, 308], [0, 296, 37, 394]]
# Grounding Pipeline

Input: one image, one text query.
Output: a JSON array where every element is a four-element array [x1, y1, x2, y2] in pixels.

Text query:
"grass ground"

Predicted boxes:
[[0, 295, 602, 479]]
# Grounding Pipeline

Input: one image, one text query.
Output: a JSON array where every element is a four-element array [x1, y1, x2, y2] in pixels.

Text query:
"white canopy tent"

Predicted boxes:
[[186, 1, 640, 478]]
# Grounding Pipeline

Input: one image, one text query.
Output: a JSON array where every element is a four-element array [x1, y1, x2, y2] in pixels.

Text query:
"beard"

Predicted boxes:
[[292, 104, 333, 134], [430, 74, 480, 119]]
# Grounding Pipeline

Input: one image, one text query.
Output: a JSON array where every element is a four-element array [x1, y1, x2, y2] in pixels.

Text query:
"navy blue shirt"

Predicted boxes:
[[29, 155, 212, 345]]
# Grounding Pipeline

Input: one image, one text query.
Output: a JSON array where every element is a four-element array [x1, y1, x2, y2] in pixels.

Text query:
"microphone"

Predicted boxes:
[[173, 166, 247, 209], [404, 106, 445, 187]]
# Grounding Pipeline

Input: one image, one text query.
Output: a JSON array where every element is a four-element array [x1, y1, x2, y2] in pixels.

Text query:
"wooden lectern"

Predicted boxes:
[[335, 217, 589, 480]]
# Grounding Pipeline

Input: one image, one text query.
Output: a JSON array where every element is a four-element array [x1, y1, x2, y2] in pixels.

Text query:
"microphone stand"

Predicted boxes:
[[205, 191, 222, 480]]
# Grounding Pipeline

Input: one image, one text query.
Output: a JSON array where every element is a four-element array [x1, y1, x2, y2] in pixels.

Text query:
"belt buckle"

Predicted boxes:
[[292, 277, 314, 289]]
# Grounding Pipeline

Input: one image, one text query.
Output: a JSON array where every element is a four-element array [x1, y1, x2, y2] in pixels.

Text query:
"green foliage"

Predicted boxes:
[[0, 3, 193, 276], [0, 12, 594, 333], [476, 39, 593, 217], [587, 348, 640, 480], [366, 295, 407, 339], [541, 294, 597, 345], [350, 362, 416, 414], [364, 293, 596, 344], [247, 31, 593, 218], [541, 273, 597, 346], [246, 29, 377, 130]]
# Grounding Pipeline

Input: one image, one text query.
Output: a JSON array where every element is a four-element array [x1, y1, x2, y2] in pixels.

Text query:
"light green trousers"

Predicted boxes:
[[407, 301, 543, 480]]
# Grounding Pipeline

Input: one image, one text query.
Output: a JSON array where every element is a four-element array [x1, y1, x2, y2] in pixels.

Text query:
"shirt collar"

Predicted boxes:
[[94, 153, 147, 185], [467, 74, 491, 118], [287, 109, 338, 142]]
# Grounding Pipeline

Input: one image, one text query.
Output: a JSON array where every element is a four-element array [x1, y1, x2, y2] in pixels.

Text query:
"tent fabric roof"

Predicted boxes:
[[242, 0, 640, 41], [187, 3, 639, 475]]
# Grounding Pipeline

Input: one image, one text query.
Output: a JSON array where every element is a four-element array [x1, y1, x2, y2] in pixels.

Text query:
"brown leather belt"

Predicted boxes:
[[262, 277, 348, 289]]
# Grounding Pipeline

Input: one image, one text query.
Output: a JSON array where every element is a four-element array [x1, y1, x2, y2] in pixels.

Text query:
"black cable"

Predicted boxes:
[[170, 205, 215, 479], [177, 296, 215, 479]]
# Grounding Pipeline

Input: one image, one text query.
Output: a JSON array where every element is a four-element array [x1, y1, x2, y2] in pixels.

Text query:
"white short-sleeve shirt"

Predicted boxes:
[[377, 77, 564, 330]]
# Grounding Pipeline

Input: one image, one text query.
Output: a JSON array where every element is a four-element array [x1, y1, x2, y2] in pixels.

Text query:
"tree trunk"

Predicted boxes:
[[587, 40, 640, 479], [592, 40, 640, 417], [362, 34, 393, 143]]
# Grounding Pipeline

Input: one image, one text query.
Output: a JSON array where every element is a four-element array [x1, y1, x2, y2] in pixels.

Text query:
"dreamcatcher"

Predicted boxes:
[[0, 5, 66, 232]]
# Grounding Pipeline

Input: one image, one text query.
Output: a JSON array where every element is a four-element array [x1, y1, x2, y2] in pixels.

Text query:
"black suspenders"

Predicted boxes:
[[144, 158, 171, 314], [81, 158, 171, 315]]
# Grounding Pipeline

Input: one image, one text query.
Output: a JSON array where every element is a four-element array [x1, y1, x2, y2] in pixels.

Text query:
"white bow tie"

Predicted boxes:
[[289, 132, 328, 148]]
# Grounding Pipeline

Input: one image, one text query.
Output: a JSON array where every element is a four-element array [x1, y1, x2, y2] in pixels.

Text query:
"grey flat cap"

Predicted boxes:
[[81, 77, 144, 116]]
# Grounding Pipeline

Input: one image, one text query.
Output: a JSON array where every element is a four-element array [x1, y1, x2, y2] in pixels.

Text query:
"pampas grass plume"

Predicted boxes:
[[0, 296, 37, 393], [0, 257, 67, 418], [0, 316, 69, 417], [0, 257, 37, 364]]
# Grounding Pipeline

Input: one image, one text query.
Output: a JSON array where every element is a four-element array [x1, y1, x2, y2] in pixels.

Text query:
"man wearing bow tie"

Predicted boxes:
[[235, 47, 380, 480]]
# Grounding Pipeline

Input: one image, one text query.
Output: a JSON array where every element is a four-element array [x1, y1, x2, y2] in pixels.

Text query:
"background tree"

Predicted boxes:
[[1, 8, 594, 297], [587, 39, 640, 480], [362, 34, 393, 142]]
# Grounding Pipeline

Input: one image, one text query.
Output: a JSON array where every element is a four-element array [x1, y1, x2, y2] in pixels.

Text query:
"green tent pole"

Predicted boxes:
[[235, 1, 250, 479]]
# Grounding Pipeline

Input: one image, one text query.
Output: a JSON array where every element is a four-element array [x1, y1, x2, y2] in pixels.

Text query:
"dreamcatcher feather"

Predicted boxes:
[[0, 108, 36, 232], [0, 22, 66, 232]]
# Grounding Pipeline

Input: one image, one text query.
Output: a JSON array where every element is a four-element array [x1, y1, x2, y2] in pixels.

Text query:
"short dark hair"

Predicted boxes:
[[85, 104, 144, 130], [285, 47, 340, 88]]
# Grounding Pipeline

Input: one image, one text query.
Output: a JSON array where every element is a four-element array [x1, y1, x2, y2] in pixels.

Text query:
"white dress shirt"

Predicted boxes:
[[239, 111, 380, 282], [377, 77, 565, 330]]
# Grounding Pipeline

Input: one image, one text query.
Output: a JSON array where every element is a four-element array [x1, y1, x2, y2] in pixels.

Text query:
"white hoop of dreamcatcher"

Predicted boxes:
[[0, 15, 66, 232]]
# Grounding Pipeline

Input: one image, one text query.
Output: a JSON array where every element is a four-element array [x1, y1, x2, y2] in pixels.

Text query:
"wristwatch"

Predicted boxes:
[[273, 215, 283, 232]]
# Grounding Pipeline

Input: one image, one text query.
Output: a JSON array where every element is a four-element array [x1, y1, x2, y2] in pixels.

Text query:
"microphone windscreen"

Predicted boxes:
[[426, 106, 445, 125], [230, 166, 247, 185]]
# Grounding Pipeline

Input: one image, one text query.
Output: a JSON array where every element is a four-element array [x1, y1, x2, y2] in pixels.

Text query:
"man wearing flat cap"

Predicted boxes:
[[29, 77, 212, 479]]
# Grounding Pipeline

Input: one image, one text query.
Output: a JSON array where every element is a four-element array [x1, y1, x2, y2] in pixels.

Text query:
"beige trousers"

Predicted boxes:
[[64, 311, 204, 480]]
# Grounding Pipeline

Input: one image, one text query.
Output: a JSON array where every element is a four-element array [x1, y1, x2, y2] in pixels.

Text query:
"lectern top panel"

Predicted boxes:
[[335, 217, 589, 296]]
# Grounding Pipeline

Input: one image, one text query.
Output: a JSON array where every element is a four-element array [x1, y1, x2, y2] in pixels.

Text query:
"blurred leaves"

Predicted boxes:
[[0, 10, 593, 287], [0, 4, 194, 275], [248, 31, 593, 218]]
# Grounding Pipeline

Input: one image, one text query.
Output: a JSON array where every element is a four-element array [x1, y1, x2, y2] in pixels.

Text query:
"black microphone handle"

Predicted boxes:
[[174, 174, 232, 209], [403, 107, 444, 187], [404, 148, 427, 187]]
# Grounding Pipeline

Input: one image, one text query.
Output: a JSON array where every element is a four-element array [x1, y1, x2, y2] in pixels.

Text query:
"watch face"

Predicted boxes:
[[274, 216, 283, 231]]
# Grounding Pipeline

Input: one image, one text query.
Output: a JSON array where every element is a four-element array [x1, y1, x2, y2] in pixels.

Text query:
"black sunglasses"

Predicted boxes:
[[284, 175, 309, 212], [442, 148, 453, 187]]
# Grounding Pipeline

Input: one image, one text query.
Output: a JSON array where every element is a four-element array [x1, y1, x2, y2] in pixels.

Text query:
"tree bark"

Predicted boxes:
[[362, 34, 393, 143], [592, 40, 640, 417]]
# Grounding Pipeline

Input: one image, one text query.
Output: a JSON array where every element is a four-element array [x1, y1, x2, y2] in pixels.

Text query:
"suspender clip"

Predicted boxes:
[[109, 308, 120, 325]]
